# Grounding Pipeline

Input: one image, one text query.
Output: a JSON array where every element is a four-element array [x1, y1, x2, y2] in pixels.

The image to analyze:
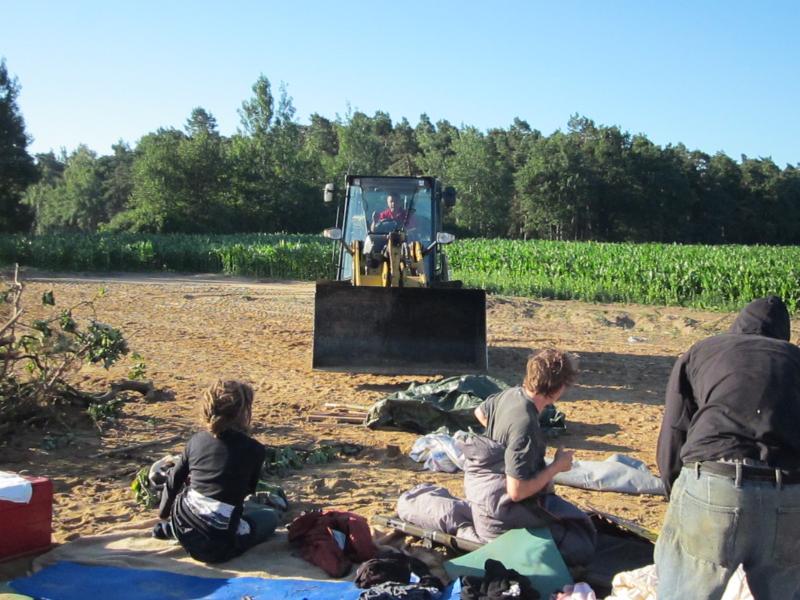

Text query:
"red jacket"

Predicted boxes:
[[377, 208, 416, 228], [287, 510, 377, 577]]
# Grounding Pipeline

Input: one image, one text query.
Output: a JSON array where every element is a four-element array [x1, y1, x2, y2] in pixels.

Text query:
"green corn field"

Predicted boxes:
[[0, 233, 334, 281], [1, 234, 798, 312], [448, 240, 800, 312]]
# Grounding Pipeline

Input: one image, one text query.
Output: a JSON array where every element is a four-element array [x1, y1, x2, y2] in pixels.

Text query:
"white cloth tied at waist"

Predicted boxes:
[[185, 488, 250, 535], [0, 471, 33, 503]]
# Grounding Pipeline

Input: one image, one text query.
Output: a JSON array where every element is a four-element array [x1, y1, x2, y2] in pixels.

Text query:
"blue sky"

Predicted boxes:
[[4, 1, 799, 166]]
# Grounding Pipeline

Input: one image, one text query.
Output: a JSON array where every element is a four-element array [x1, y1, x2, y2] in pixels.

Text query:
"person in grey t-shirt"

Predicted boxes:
[[475, 348, 577, 503]]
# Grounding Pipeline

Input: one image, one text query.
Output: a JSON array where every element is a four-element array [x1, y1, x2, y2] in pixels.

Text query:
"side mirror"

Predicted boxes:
[[323, 183, 335, 204], [424, 232, 457, 255], [323, 227, 343, 240], [436, 232, 456, 245], [443, 186, 456, 208]]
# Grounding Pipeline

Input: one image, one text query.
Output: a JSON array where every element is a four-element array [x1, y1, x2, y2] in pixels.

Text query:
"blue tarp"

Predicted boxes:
[[11, 562, 461, 600], [10, 562, 361, 600]]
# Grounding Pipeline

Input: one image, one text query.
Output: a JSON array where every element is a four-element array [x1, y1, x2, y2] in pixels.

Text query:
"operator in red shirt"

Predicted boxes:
[[372, 194, 415, 230]]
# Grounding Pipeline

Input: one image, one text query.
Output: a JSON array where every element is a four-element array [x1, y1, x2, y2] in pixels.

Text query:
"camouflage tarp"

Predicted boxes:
[[365, 375, 565, 436]]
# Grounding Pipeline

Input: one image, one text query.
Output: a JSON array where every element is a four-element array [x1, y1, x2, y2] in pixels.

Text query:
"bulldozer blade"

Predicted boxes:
[[312, 281, 487, 374]]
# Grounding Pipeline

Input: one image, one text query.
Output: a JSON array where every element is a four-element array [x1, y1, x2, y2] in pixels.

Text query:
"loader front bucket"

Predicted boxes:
[[312, 281, 487, 374]]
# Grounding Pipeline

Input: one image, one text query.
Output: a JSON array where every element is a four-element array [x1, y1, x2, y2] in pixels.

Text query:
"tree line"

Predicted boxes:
[[3, 60, 800, 244]]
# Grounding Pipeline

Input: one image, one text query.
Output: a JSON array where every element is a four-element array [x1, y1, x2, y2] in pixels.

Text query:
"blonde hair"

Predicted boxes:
[[202, 380, 254, 436], [523, 349, 577, 397]]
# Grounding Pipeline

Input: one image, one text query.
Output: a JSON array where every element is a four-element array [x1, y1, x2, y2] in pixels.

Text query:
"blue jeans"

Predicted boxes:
[[655, 466, 800, 600], [239, 500, 278, 550]]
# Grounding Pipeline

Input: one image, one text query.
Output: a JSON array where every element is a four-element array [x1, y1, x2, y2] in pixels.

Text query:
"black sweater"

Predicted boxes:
[[657, 296, 800, 495]]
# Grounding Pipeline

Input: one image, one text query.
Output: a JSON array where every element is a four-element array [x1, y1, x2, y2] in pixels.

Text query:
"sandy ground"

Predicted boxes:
[[4, 272, 788, 550]]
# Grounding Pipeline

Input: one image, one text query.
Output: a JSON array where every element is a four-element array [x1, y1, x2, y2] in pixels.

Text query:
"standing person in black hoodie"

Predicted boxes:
[[154, 380, 277, 563], [655, 296, 800, 599]]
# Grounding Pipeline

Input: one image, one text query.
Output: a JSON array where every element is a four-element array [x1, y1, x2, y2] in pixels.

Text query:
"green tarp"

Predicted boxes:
[[445, 527, 573, 597], [365, 374, 566, 435]]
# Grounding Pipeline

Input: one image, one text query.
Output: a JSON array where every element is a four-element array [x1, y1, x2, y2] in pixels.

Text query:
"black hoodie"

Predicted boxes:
[[657, 296, 800, 495]]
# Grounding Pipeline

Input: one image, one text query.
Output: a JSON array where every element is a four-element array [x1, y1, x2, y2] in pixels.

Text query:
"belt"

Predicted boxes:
[[689, 461, 800, 485]]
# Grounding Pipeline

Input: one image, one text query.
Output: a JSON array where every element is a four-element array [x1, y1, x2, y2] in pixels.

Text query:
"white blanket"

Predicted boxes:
[[409, 435, 666, 496], [0, 471, 32, 504], [606, 564, 754, 600], [551, 454, 666, 496]]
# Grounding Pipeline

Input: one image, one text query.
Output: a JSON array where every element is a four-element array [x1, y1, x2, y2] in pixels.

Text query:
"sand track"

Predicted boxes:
[[5, 272, 785, 542]]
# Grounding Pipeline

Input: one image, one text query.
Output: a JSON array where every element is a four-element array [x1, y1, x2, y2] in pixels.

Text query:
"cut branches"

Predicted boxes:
[[0, 266, 151, 437]]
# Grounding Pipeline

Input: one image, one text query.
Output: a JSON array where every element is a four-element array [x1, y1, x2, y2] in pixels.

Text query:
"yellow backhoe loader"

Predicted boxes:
[[312, 175, 487, 373]]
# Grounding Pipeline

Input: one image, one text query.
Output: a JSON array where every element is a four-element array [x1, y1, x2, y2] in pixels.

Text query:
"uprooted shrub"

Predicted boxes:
[[0, 265, 145, 437]]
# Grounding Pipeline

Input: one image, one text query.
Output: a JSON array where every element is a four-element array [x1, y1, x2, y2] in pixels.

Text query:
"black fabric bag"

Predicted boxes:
[[460, 559, 539, 600], [355, 551, 443, 590]]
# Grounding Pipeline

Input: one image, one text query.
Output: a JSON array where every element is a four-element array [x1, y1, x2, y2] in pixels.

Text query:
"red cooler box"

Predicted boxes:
[[0, 475, 53, 560]]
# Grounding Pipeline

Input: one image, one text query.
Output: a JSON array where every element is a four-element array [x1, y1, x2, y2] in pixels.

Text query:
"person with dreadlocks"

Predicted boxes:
[[153, 380, 278, 563], [470, 348, 597, 566]]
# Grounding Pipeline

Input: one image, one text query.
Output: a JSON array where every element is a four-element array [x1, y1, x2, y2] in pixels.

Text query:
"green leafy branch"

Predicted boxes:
[[261, 441, 362, 477]]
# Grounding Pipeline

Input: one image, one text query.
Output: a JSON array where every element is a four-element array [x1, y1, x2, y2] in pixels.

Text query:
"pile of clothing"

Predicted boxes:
[[354, 550, 445, 600], [351, 554, 545, 600]]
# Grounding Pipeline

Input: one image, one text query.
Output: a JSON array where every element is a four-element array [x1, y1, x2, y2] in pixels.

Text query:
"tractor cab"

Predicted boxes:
[[330, 176, 451, 284]]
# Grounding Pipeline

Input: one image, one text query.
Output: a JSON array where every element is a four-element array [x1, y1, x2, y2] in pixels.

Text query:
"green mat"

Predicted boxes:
[[444, 527, 572, 597]]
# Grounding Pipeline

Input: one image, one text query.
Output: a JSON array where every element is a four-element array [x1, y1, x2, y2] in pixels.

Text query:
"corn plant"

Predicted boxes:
[[448, 239, 800, 312]]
